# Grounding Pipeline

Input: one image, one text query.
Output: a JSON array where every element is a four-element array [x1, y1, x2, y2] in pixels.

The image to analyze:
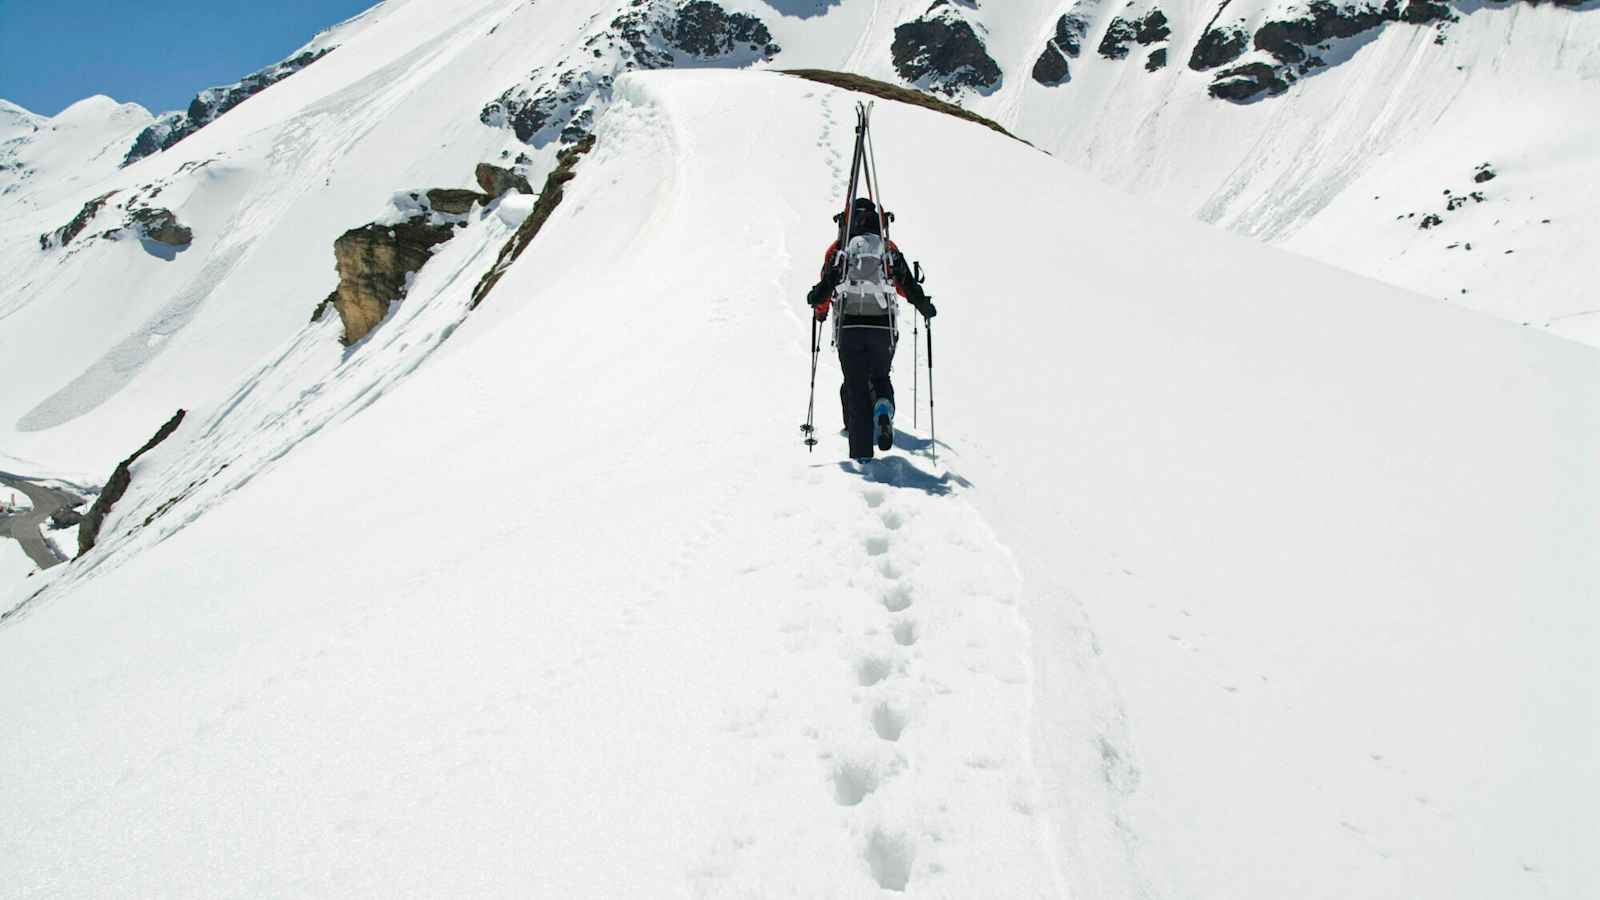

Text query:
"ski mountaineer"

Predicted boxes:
[[806, 196, 936, 461]]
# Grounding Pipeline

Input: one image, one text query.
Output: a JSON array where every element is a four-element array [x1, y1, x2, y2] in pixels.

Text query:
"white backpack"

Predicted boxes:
[[834, 234, 899, 322]]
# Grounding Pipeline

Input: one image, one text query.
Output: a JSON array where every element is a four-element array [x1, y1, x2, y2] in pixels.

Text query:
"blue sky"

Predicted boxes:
[[0, 1, 377, 116]]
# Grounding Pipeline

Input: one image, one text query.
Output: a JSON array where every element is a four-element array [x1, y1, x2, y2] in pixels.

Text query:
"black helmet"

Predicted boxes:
[[832, 197, 884, 237]]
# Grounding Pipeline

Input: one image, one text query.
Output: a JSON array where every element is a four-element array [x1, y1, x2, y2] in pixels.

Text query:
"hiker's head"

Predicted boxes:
[[849, 198, 881, 237]]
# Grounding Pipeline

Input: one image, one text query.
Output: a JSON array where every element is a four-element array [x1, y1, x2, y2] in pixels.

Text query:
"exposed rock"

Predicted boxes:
[[891, 9, 1003, 96], [128, 207, 193, 246], [475, 163, 534, 197], [1145, 47, 1169, 72], [1189, 24, 1250, 71], [39, 191, 116, 250], [672, 1, 777, 57], [1100, 10, 1169, 60], [78, 408, 187, 557], [1255, 2, 1386, 64], [1419, 213, 1443, 229], [425, 188, 492, 215], [471, 136, 598, 310], [1207, 62, 1290, 102], [1098, 18, 1137, 60], [1033, 44, 1072, 85], [1203, 0, 1472, 99], [483, 0, 779, 146], [326, 219, 455, 344], [1137, 11, 1172, 44], [1032, 14, 1090, 85], [124, 48, 336, 165], [782, 70, 1025, 144], [1474, 163, 1497, 183], [49, 507, 83, 529]]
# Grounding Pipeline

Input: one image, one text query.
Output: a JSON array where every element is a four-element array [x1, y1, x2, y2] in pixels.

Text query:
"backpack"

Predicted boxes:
[[833, 233, 899, 321]]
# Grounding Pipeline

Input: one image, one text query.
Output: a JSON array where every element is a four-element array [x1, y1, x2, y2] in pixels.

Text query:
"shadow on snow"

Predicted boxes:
[[834, 455, 972, 497]]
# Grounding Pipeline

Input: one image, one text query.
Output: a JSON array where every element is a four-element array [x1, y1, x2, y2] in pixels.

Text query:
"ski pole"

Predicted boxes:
[[913, 313, 919, 429], [926, 316, 936, 464], [803, 317, 821, 451]]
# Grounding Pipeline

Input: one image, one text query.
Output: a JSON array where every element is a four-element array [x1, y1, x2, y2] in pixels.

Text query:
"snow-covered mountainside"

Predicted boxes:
[[0, 96, 153, 211], [1, 1, 1597, 897]]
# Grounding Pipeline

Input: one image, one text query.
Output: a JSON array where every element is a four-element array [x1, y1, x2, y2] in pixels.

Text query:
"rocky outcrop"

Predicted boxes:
[[1145, 47, 1169, 72], [1474, 162, 1497, 183], [476, 163, 534, 197], [1207, 62, 1290, 101], [1203, 0, 1464, 102], [672, 1, 778, 56], [1032, 14, 1090, 85], [78, 408, 187, 557], [38, 191, 115, 250], [323, 218, 457, 345], [471, 136, 598, 310], [782, 70, 1024, 143], [127, 207, 193, 246], [1099, 10, 1169, 60], [124, 48, 335, 165], [482, 0, 779, 146], [891, 6, 1003, 97], [424, 188, 492, 216], [1189, 22, 1250, 71]]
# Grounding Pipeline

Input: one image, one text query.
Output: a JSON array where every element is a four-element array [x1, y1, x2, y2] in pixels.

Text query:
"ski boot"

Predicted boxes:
[[874, 398, 895, 452]]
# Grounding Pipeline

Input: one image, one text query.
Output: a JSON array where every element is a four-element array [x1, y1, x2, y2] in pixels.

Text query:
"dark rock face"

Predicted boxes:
[[1032, 14, 1090, 85], [424, 188, 492, 215], [1033, 45, 1071, 85], [483, 0, 779, 146], [49, 507, 83, 529], [891, 15, 1003, 96], [1189, 25, 1251, 71], [475, 163, 534, 197], [672, 0, 777, 57], [128, 207, 193, 246], [124, 48, 335, 165], [472, 136, 598, 310], [1254, 2, 1391, 65], [1207, 62, 1291, 101], [1474, 163, 1497, 183], [1099, 10, 1169, 61], [39, 191, 115, 250], [78, 408, 187, 557], [1098, 18, 1138, 60], [1204, 0, 1470, 100], [1145, 47, 1169, 72]]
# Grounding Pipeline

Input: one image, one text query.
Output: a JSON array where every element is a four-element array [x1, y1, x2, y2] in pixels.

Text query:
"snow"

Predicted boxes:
[[0, 540, 37, 585], [0, 487, 32, 512], [41, 523, 78, 562], [0, 94, 152, 210], [2, 66, 1596, 899]]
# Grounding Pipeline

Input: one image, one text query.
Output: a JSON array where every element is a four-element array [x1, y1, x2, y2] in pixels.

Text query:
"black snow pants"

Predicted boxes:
[[837, 325, 896, 459]]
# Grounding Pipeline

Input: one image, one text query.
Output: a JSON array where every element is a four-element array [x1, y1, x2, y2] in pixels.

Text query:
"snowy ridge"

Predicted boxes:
[[480, 0, 782, 146], [120, 1, 390, 165], [3, 68, 1596, 898], [0, 96, 153, 211]]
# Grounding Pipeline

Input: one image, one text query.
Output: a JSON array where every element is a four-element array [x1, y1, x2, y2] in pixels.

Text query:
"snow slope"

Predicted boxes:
[[763, 0, 1600, 344], [3, 69, 1596, 899], [5, 0, 1597, 484], [0, 0, 599, 474]]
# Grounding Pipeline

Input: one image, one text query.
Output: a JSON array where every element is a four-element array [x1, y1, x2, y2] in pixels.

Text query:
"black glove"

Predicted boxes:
[[919, 299, 937, 319], [806, 283, 828, 307]]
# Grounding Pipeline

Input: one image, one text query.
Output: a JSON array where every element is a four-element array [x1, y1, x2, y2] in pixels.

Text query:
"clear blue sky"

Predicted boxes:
[[0, 1, 378, 116]]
